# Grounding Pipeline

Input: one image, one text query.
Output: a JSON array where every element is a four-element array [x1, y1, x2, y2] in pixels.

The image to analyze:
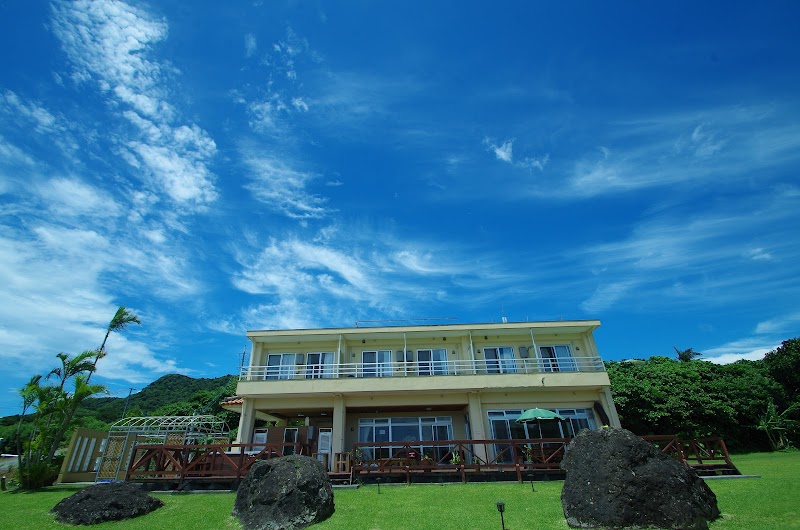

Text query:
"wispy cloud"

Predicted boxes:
[[541, 104, 800, 199], [51, 0, 218, 210], [483, 137, 549, 172], [242, 152, 333, 221], [485, 137, 514, 163], [701, 316, 794, 363], [223, 229, 516, 333], [244, 33, 257, 57], [576, 190, 800, 313], [238, 27, 315, 134], [755, 312, 800, 335], [1, 91, 79, 157]]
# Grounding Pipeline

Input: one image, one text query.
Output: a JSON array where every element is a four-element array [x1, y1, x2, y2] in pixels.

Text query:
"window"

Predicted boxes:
[[266, 353, 297, 380], [539, 345, 576, 372], [283, 428, 298, 456], [362, 350, 393, 377], [306, 352, 334, 379], [358, 416, 454, 462], [487, 408, 596, 462], [418, 348, 448, 375], [484, 346, 517, 374]]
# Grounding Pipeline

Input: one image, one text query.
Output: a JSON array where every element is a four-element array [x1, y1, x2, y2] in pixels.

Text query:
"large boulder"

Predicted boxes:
[[561, 428, 720, 529], [51, 481, 164, 525], [233, 454, 335, 530]]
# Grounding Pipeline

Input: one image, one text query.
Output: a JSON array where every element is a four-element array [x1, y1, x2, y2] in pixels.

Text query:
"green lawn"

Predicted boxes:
[[1, 451, 797, 530]]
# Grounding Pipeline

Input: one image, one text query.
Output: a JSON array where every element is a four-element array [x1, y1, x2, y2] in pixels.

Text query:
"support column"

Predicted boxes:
[[600, 387, 622, 428], [467, 392, 488, 463], [236, 398, 256, 446], [331, 394, 346, 455]]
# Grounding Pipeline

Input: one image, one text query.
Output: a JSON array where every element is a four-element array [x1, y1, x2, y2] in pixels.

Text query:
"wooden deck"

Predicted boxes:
[[125, 435, 739, 488]]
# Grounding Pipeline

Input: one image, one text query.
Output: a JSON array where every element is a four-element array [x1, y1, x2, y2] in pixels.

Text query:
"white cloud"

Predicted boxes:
[[37, 177, 122, 219], [482, 137, 549, 173], [0, 228, 188, 382], [243, 153, 332, 220], [292, 97, 309, 112], [541, 104, 800, 199], [580, 281, 637, 313], [703, 337, 777, 364], [572, 191, 800, 312], [745, 247, 773, 261], [1, 91, 79, 155], [484, 137, 514, 163], [755, 313, 800, 334], [51, 0, 218, 210], [0, 135, 36, 169], [244, 33, 257, 57]]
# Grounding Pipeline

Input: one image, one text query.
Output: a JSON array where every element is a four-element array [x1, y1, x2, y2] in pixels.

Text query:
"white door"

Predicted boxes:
[[318, 428, 332, 469]]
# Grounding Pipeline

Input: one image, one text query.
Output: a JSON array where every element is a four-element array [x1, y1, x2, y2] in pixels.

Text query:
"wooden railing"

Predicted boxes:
[[350, 438, 569, 483], [125, 436, 739, 486], [125, 442, 306, 487], [642, 435, 740, 474]]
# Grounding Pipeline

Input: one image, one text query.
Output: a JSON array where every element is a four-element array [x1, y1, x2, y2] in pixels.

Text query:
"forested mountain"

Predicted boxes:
[[78, 374, 236, 423], [0, 373, 238, 454]]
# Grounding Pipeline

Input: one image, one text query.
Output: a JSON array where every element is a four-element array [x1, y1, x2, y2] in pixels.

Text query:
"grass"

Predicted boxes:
[[1, 451, 798, 529]]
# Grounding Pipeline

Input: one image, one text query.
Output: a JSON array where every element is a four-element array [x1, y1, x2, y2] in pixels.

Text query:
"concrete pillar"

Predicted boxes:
[[331, 394, 346, 455], [600, 387, 622, 428], [467, 392, 488, 463], [236, 398, 256, 445]]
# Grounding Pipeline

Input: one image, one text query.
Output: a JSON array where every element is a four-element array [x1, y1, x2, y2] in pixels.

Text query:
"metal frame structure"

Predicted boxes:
[[95, 415, 229, 482]]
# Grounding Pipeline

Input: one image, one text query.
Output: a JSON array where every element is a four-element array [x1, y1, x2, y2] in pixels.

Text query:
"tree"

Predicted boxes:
[[606, 355, 782, 450], [15, 306, 140, 487], [674, 346, 702, 362], [757, 400, 799, 451], [763, 338, 800, 405], [44, 307, 139, 461], [88, 306, 141, 383]]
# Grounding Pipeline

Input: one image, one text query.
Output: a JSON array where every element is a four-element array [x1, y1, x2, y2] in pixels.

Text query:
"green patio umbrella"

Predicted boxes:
[[516, 408, 564, 423]]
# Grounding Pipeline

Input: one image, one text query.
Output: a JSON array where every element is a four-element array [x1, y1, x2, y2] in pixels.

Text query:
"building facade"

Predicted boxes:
[[231, 320, 620, 470]]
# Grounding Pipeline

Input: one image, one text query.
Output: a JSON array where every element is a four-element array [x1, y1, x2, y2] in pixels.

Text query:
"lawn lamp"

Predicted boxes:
[[496, 501, 506, 530]]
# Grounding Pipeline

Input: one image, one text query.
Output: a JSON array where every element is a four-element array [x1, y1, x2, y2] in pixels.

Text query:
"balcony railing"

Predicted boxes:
[[239, 357, 605, 381]]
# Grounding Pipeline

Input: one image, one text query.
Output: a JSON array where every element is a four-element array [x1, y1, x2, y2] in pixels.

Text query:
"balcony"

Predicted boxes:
[[239, 356, 605, 381]]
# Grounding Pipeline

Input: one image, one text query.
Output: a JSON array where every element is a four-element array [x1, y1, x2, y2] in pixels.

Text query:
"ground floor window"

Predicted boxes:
[[357, 416, 453, 461], [488, 408, 596, 462]]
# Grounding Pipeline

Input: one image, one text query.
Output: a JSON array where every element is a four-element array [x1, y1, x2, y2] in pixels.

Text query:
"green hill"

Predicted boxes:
[[0, 374, 238, 453], [78, 374, 237, 422]]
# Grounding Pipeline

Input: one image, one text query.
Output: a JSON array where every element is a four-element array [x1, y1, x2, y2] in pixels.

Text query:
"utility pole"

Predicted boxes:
[[121, 387, 137, 419]]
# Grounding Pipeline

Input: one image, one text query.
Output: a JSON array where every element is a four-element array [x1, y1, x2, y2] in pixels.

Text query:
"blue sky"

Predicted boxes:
[[1, 1, 799, 414]]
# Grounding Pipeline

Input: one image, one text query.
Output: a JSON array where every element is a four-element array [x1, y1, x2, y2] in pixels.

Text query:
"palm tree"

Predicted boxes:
[[16, 375, 42, 475], [674, 346, 702, 362], [45, 307, 139, 461], [42, 351, 107, 461], [88, 306, 141, 382]]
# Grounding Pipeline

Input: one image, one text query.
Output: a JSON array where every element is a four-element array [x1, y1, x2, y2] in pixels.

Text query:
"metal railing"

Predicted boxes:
[[239, 356, 605, 381]]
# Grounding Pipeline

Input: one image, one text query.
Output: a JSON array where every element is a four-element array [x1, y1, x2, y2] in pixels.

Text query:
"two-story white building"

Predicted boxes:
[[227, 319, 620, 472]]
